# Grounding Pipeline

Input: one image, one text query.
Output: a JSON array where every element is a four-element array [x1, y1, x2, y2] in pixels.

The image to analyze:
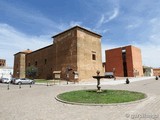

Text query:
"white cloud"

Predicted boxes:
[[0, 23, 51, 67], [104, 8, 119, 23], [135, 43, 160, 68], [96, 7, 119, 28], [126, 24, 139, 29], [0, 1, 55, 28]]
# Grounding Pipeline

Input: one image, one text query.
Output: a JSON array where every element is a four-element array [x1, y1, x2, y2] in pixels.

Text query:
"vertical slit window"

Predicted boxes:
[[35, 61, 37, 66], [45, 59, 47, 65]]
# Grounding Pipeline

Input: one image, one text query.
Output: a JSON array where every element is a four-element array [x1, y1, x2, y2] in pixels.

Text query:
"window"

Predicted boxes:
[[92, 51, 96, 60], [35, 61, 37, 66], [28, 63, 30, 67], [44, 59, 47, 65], [92, 54, 96, 60]]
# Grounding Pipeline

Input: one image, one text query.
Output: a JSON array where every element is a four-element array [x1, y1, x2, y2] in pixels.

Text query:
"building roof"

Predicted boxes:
[[26, 44, 52, 55], [52, 26, 102, 38], [0, 59, 6, 61], [153, 68, 160, 70], [0, 66, 13, 69], [22, 49, 32, 53], [143, 66, 152, 69], [14, 49, 32, 56], [105, 45, 140, 51]]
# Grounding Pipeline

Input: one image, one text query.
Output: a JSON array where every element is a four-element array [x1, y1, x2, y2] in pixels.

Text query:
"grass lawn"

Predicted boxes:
[[57, 90, 146, 104]]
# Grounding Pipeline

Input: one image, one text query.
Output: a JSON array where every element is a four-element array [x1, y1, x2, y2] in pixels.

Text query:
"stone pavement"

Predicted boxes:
[[0, 77, 160, 120]]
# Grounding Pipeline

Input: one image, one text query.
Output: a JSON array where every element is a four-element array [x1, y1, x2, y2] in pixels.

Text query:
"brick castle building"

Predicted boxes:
[[105, 45, 143, 77], [13, 26, 103, 81]]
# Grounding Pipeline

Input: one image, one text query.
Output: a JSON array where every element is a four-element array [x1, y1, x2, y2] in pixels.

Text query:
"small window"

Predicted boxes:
[[45, 59, 47, 65], [35, 61, 37, 66], [28, 63, 30, 67], [92, 54, 96, 60]]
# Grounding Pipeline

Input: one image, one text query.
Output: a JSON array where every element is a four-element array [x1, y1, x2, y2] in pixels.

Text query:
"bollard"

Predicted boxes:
[[74, 79, 76, 84], [54, 79, 56, 85], [7, 83, 10, 90], [19, 84, 21, 89], [67, 79, 68, 84], [155, 76, 158, 80], [126, 78, 130, 84], [30, 83, 31, 88], [47, 82, 48, 86]]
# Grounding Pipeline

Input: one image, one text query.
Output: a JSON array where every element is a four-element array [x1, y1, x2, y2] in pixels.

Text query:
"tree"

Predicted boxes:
[[26, 66, 38, 79]]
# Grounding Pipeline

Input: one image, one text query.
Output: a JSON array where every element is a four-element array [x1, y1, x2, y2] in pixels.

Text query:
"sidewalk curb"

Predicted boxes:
[[55, 92, 148, 106]]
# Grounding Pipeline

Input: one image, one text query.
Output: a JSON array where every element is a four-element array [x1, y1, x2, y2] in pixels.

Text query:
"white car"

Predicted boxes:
[[14, 78, 34, 85], [1, 78, 11, 83]]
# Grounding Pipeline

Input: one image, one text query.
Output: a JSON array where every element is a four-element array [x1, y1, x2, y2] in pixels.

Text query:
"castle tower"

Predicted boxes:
[[52, 26, 103, 80], [13, 49, 32, 78]]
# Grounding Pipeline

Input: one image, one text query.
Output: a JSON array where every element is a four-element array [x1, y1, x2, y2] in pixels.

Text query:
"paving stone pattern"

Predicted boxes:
[[0, 78, 160, 120]]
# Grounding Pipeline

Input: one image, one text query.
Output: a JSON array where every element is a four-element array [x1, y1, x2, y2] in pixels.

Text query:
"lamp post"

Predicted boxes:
[[113, 68, 116, 80], [7, 82, 10, 90], [66, 66, 72, 84], [96, 70, 101, 92], [133, 68, 136, 77]]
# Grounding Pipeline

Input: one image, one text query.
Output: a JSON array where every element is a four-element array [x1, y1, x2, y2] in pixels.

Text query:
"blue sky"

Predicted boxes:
[[0, 0, 160, 67]]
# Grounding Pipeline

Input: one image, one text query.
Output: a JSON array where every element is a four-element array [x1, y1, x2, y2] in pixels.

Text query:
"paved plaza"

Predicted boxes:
[[0, 77, 160, 120]]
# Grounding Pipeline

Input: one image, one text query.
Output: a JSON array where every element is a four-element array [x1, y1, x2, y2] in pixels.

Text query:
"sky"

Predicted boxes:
[[0, 0, 160, 68]]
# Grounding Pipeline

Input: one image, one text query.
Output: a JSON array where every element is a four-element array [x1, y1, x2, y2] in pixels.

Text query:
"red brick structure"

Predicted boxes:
[[153, 68, 160, 76], [13, 26, 103, 81], [0, 59, 6, 67], [105, 45, 143, 77]]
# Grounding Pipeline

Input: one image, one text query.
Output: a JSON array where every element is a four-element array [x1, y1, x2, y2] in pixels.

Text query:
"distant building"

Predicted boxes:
[[13, 26, 103, 81], [105, 45, 143, 77], [0, 59, 13, 79], [0, 59, 6, 67], [143, 66, 153, 76], [0, 66, 13, 79], [153, 68, 160, 76]]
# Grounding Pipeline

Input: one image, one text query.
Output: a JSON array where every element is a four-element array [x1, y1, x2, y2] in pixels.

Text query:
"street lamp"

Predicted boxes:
[[66, 66, 72, 84], [113, 68, 116, 80]]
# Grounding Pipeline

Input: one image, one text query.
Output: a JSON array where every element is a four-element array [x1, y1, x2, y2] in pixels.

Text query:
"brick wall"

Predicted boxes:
[[13, 53, 26, 78], [105, 48, 124, 77], [105, 45, 143, 77], [26, 45, 53, 79], [77, 28, 103, 80]]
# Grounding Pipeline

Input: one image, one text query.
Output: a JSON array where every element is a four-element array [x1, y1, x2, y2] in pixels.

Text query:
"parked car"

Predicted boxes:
[[1, 78, 11, 83], [104, 72, 114, 78], [14, 78, 35, 85]]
